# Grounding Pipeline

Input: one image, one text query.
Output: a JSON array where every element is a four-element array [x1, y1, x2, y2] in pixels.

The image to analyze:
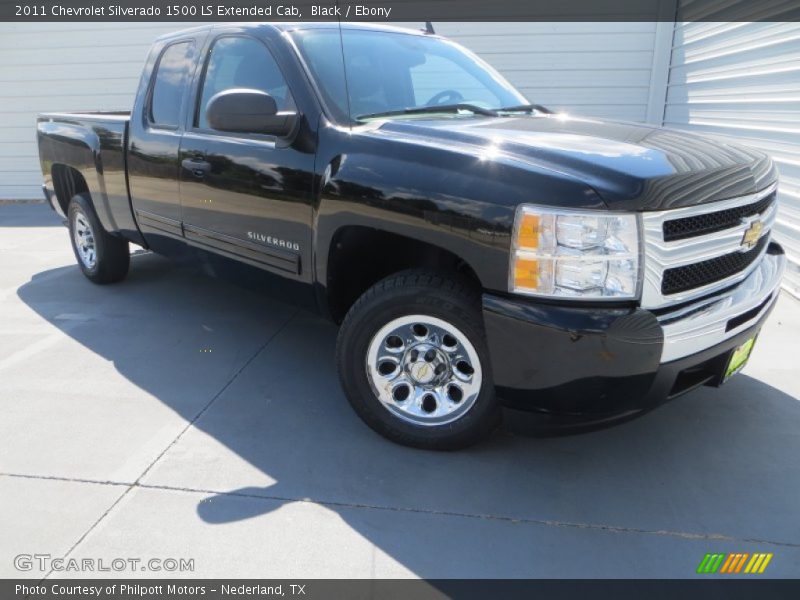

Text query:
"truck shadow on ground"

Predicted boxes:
[[0, 202, 63, 227], [17, 251, 800, 577]]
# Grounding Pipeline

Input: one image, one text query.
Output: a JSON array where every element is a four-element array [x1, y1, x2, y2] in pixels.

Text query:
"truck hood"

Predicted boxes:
[[371, 115, 776, 210]]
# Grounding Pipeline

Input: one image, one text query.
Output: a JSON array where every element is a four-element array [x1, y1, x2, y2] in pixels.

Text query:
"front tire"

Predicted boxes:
[[67, 194, 129, 284], [336, 270, 501, 450]]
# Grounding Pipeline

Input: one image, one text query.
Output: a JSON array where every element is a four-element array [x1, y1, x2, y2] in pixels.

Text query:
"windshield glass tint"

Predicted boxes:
[[290, 28, 526, 122]]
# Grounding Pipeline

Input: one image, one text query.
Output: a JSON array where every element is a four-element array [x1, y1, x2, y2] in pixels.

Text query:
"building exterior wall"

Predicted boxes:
[[663, 22, 800, 295], [0, 21, 662, 200], [1, 20, 797, 296]]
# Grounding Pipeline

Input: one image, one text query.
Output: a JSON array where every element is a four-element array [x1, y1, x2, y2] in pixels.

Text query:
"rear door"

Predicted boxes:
[[128, 36, 203, 239], [178, 33, 315, 280]]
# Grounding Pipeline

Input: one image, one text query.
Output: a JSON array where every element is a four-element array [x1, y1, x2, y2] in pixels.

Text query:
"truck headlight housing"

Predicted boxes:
[[510, 206, 641, 300]]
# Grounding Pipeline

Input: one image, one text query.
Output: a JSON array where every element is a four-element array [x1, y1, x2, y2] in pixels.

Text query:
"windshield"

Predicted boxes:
[[290, 28, 527, 123]]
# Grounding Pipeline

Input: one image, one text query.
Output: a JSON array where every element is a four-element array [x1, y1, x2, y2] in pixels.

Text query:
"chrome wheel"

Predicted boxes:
[[366, 315, 483, 426], [72, 210, 96, 269]]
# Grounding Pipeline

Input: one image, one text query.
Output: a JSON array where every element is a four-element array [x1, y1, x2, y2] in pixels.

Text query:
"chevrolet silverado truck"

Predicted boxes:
[[37, 23, 785, 449]]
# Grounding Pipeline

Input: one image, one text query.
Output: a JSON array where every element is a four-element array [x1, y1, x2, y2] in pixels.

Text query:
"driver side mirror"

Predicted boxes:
[[206, 88, 298, 137]]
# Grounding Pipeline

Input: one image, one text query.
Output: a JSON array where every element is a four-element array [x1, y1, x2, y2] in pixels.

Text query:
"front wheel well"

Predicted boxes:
[[325, 226, 482, 323]]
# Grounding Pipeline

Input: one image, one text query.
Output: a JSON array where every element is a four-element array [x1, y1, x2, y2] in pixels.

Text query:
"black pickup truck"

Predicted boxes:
[[37, 23, 785, 449]]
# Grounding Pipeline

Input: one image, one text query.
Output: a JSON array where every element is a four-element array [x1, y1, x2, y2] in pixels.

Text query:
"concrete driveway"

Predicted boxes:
[[1, 202, 799, 579]]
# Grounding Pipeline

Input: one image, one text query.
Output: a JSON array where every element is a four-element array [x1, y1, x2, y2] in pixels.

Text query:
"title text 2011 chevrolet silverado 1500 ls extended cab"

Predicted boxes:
[[37, 23, 785, 449]]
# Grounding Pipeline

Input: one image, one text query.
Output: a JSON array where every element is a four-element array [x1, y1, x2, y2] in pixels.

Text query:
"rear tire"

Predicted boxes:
[[67, 194, 129, 284], [336, 270, 501, 450]]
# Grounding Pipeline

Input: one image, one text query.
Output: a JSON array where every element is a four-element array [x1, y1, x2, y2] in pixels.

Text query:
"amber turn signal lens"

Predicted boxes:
[[514, 257, 539, 290], [517, 213, 540, 249], [510, 206, 640, 298]]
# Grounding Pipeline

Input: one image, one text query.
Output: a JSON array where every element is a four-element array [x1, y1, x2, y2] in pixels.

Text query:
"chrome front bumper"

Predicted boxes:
[[658, 244, 785, 363]]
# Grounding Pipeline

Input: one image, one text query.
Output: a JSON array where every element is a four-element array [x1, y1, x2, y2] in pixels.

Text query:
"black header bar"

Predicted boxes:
[[1, 0, 800, 22], [5, 579, 800, 600]]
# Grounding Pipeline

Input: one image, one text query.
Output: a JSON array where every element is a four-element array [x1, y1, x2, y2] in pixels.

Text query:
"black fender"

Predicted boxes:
[[37, 116, 142, 245], [312, 127, 605, 298]]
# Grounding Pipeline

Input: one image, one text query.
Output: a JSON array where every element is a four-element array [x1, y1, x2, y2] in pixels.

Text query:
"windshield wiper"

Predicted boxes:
[[356, 103, 499, 121], [496, 104, 552, 114]]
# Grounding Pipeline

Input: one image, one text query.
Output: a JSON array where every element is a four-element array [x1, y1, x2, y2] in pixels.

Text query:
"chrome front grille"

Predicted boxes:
[[661, 235, 769, 295], [641, 182, 778, 309], [662, 191, 776, 242]]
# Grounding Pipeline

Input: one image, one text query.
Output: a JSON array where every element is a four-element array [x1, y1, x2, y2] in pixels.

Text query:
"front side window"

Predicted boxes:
[[150, 42, 193, 128], [197, 36, 294, 130], [290, 28, 527, 123]]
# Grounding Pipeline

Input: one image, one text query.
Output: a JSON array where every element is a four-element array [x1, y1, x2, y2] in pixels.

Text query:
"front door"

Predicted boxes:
[[179, 34, 315, 280]]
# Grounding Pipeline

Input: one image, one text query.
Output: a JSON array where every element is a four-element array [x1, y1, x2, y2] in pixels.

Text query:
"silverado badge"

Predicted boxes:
[[741, 219, 763, 249]]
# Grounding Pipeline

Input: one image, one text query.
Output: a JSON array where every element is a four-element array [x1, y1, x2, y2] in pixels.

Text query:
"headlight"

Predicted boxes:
[[510, 206, 641, 299]]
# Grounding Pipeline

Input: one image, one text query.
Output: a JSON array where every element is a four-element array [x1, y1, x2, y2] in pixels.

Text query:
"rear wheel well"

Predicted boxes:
[[326, 226, 481, 323], [51, 165, 89, 215]]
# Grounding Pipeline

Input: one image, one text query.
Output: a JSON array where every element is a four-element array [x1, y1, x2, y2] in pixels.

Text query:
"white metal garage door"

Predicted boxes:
[[0, 22, 193, 200], [663, 21, 800, 297], [0, 22, 662, 201], [431, 22, 666, 122]]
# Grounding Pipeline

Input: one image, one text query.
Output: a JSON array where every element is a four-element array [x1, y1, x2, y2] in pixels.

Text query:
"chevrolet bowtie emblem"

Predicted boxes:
[[741, 220, 763, 249]]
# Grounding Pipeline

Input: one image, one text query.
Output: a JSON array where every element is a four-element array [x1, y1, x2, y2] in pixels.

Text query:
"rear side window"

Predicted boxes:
[[149, 42, 193, 128]]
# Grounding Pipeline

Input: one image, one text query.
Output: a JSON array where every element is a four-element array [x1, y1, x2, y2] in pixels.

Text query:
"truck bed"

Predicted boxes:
[[37, 111, 140, 242]]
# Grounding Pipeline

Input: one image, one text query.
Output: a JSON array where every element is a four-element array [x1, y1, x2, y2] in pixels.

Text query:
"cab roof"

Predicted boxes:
[[157, 21, 432, 42]]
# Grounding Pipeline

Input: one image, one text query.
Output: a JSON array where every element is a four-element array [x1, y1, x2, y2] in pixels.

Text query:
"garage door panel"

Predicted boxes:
[[503, 69, 651, 88], [673, 23, 800, 65], [2, 78, 138, 98], [667, 68, 800, 95], [7, 45, 151, 67], [0, 142, 38, 158], [0, 22, 659, 200], [666, 21, 800, 297], [0, 128, 37, 144], [487, 51, 654, 71], [663, 108, 800, 127], [0, 171, 45, 186], [0, 62, 146, 83], [0, 24, 192, 50], [663, 123, 800, 146], [2, 95, 134, 113], [455, 32, 655, 54], [0, 157, 39, 172], [522, 87, 649, 106], [436, 22, 657, 36], [667, 50, 800, 85]]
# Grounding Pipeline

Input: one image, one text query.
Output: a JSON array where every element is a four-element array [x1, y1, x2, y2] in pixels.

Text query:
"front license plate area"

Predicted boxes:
[[723, 336, 757, 382]]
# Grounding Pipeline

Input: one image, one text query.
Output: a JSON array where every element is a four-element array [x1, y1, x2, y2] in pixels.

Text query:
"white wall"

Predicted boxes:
[[663, 22, 800, 296], [0, 22, 194, 200], [429, 22, 663, 121], [0, 21, 664, 200], [4, 21, 796, 294]]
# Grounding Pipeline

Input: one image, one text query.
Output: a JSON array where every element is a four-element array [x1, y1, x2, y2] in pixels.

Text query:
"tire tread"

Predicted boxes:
[[68, 194, 129, 284], [336, 269, 499, 450]]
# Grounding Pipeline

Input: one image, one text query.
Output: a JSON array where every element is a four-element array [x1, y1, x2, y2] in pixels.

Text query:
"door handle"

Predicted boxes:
[[181, 156, 211, 179]]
